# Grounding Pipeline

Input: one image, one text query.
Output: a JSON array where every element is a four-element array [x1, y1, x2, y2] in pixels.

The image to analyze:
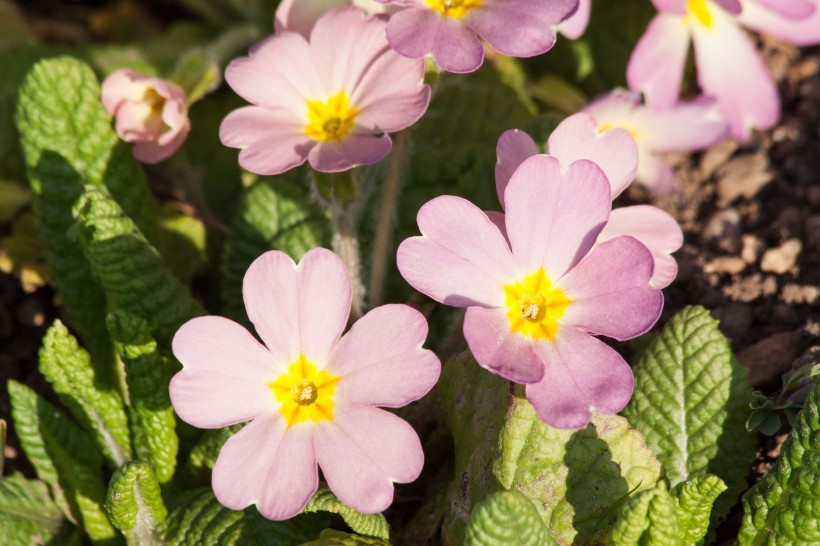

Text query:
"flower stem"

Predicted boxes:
[[368, 131, 408, 309]]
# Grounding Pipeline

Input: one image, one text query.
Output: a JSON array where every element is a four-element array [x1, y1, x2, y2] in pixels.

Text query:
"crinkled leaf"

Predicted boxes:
[[162, 489, 328, 546], [39, 319, 132, 468], [301, 529, 391, 546], [186, 424, 243, 479], [0, 474, 71, 546], [671, 474, 727, 546], [622, 305, 755, 525], [440, 353, 663, 546], [739, 380, 820, 544], [221, 171, 331, 322], [72, 184, 203, 347], [610, 482, 680, 546], [105, 459, 167, 545], [107, 310, 179, 483], [465, 490, 554, 546], [303, 487, 389, 540], [154, 203, 208, 285], [7, 381, 117, 543]]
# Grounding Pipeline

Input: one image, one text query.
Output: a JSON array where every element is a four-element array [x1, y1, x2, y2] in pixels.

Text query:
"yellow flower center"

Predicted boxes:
[[598, 122, 640, 142], [687, 0, 713, 28], [305, 91, 360, 142], [425, 0, 483, 18], [504, 269, 572, 341], [269, 355, 339, 426]]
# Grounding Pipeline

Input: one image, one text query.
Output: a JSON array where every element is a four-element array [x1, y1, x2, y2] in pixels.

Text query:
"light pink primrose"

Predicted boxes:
[[397, 155, 663, 429], [494, 115, 683, 289], [275, 0, 397, 38], [376, 0, 579, 73], [220, 7, 430, 175], [627, 0, 791, 140], [557, 0, 590, 39], [739, 0, 820, 47], [169, 248, 440, 520], [101, 69, 190, 164]]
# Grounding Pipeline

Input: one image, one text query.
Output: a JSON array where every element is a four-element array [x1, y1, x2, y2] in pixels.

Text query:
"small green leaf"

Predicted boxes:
[[154, 203, 208, 285], [622, 306, 756, 525], [610, 482, 681, 546], [301, 529, 391, 546], [39, 320, 132, 468], [72, 184, 204, 347], [162, 489, 328, 546], [168, 49, 220, 104], [303, 488, 389, 540], [187, 424, 243, 478], [107, 311, 179, 484], [671, 475, 727, 546], [0, 474, 70, 546], [739, 380, 820, 544], [0, 418, 5, 477], [465, 490, 555, 546], [105, 460, 167, 545]]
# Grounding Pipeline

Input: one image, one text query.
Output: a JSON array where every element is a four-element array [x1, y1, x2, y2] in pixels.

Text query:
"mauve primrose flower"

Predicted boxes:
[[101, 69, 190, 164], [397, 155, 663, 429], [377, 0, 579, 73], [220, 7, 430, 175], [275, 0, 397, 37], [739, 0, 820, 47], [627, 0, 784, 140], [170, 248, 441, 519], [495, 114, 683, 289], [557, 0, 590, 39]]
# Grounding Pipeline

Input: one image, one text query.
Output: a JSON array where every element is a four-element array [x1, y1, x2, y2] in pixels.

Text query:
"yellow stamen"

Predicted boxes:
[[305, 91, 360, 142], [687, 0, 713, 28], [503, 269, 572, 340], [425, 0, 483, 19], [270, 355, 339, 426], [598, 122, 640, 142]]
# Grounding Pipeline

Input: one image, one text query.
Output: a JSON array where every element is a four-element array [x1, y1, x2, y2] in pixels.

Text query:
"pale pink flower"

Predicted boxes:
[[220, 7, 430, 175], [739, 0, 820, 46], [557, 0, 590, 39], [101, 69, 190, 164], [170, 248, 440, 520], [275, 0, 398, 37], [495, 114, 684, 288], [397, 155, 663, 429], [377, 0, 579, 73], [626, 0, 789, 139]]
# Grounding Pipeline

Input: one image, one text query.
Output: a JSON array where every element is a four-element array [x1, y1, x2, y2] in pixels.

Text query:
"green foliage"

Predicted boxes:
[[39, 320, 132, 468], [221, 171, 332, 322], [8, 381, 118, 543], [440, 353, 663, 545], [154, 203, 208, 285], [739, 380, 820, 544], [465, 490, 554, 546], [610, 482, 680, 546], [0, 474, 71, 546], [303, 488, 390, 540], [162, 489, 329, 545], [187, 424, 243, 478], [105, 460, 168, 545], [623, 306, 756, 525], [107, 311, 179, 484], [72, 184, 203, 346], [168, 49, 220, 104], [671, 475, 727, 546], [301, 529, 391, 546]]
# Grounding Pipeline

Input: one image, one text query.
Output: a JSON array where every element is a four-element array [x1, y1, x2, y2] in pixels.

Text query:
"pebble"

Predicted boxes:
[[737, 330, 804, 389], [716, 153, 774, 205], [705, 256, 746, 275], [702, 208, 742, 254], [741, 234, 764, 263], [781, 283, 820, 305], [760, 239, 802, 274], [700, 139, 739, 178]]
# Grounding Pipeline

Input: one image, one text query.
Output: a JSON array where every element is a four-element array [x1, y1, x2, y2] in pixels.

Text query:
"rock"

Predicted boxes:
[[741, 234, 764, 264], [760, 239, 802, 274], [781, 283, 820, 305], [700, 139, 739, 178], [723, 273, 779, 302], [705, 256, 746, 275], [737, 330, 804, 389], [702, 208, 742, 253], [716, 153, 773, 205]]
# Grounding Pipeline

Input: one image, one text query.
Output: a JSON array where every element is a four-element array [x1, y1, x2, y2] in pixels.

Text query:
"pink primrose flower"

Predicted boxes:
[[377, 0, 579, 73], [101, 69, 190, 164], [579, 90, 727, 193], [220, 7, 430, 175], [557, 0, 590, 39], [626, 0, 795, 140], [275, 0, 397, 38], [170, 248, 441, 520], [495, 114, 684, 289], [739, 0, 820, 46], [397, 155, 663, 429]]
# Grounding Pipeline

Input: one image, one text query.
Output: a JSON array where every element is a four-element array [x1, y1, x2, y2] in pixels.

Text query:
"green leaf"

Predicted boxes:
[[622, 306, 755, 525], [303, 488, 390, 540], [301, 529, 391, 546], [168, 49, 220, 104], [72, 184, 204, 347], [186, 424, 243, 479], [440, 353, 663, 546], [8, 381, 118, 543], [105, 460, 168, 545], [162, 489, 328, 546], [671, 475, 727, 546], [153, 203, 208, 285], [465, 490, 555, 546], [107, 311, 179, 484], [738, 380, 820, 544], [0, 418, 5, 477], [0, 474, 70, 546], [221, 171, 331, 322], [610, 482, 680, 546], [39, 320, 132, 468]]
